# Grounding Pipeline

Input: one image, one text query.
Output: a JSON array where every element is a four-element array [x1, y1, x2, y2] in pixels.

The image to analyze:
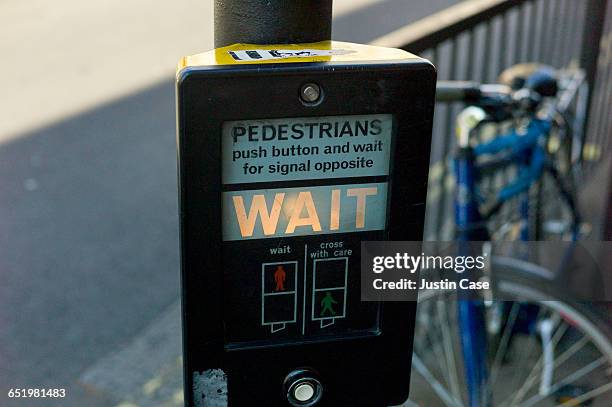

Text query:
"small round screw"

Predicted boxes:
[[300, 83, 321, 103]]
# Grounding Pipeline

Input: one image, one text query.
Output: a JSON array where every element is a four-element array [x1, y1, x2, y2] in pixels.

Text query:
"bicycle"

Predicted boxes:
[[407, 65, 612, 407]]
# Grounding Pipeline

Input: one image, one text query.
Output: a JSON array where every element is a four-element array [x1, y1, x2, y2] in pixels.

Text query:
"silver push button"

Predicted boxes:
[[293, 382, 315, 402], [285, 369, 323, 406]]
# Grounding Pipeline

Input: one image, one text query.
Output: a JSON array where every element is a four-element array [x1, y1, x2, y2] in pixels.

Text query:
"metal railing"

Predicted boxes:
[[584, 0, 612, 161], [372, 0, 610, 240]]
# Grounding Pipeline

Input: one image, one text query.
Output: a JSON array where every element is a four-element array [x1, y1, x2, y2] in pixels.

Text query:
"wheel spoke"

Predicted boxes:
[[504, 307, 546, 401], [437, 300, 463, 403], [502, 312, 566, 407], [402, 399, 423, 407], [423, 304, 451, 382], [553, 335, 589, 367], [414, 290, 612, 407], [412, 354, 464, 407], [519, 356, 607, 407], [554, 381, 612, 407], [489, 302, 521, 387]]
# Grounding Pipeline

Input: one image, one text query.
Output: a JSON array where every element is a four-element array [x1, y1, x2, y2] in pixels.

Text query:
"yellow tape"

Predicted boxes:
[[178, 41, 418, 72]]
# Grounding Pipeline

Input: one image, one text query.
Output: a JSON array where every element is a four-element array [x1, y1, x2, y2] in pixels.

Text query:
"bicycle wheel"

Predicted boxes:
[[406, 258, 612, 407]]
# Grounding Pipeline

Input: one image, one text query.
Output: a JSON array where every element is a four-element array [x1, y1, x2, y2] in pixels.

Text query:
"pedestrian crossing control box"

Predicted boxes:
[[176, 41, 436, 406]]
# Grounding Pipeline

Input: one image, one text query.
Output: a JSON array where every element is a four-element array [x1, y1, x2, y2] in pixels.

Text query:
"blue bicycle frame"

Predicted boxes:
[[454, 118, 552, 407]]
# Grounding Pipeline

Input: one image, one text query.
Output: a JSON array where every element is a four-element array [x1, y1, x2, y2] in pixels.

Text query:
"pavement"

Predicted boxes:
[[0, 1, 462, 406]]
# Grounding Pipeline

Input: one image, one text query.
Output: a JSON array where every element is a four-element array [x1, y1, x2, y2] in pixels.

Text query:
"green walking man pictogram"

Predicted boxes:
[[320, 292, 338, 317]]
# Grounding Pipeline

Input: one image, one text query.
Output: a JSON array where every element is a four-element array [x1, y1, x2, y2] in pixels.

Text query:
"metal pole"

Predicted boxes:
[[214, 0, 333, 48], [579, 0, 608, 139]]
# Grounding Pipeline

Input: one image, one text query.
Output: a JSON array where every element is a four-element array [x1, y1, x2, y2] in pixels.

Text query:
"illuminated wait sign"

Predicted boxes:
[[222, 183, 387, 241]]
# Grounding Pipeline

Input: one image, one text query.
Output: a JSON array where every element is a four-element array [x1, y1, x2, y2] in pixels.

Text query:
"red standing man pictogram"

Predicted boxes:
[[273, 265, 286, 291]]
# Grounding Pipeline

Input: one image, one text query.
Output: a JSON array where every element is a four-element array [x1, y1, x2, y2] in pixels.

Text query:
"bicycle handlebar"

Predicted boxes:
[[436, 81, 513, 102], [435, 66, 562, 121], [436, 81, 522, 122], [435, 81, 482, 102]]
